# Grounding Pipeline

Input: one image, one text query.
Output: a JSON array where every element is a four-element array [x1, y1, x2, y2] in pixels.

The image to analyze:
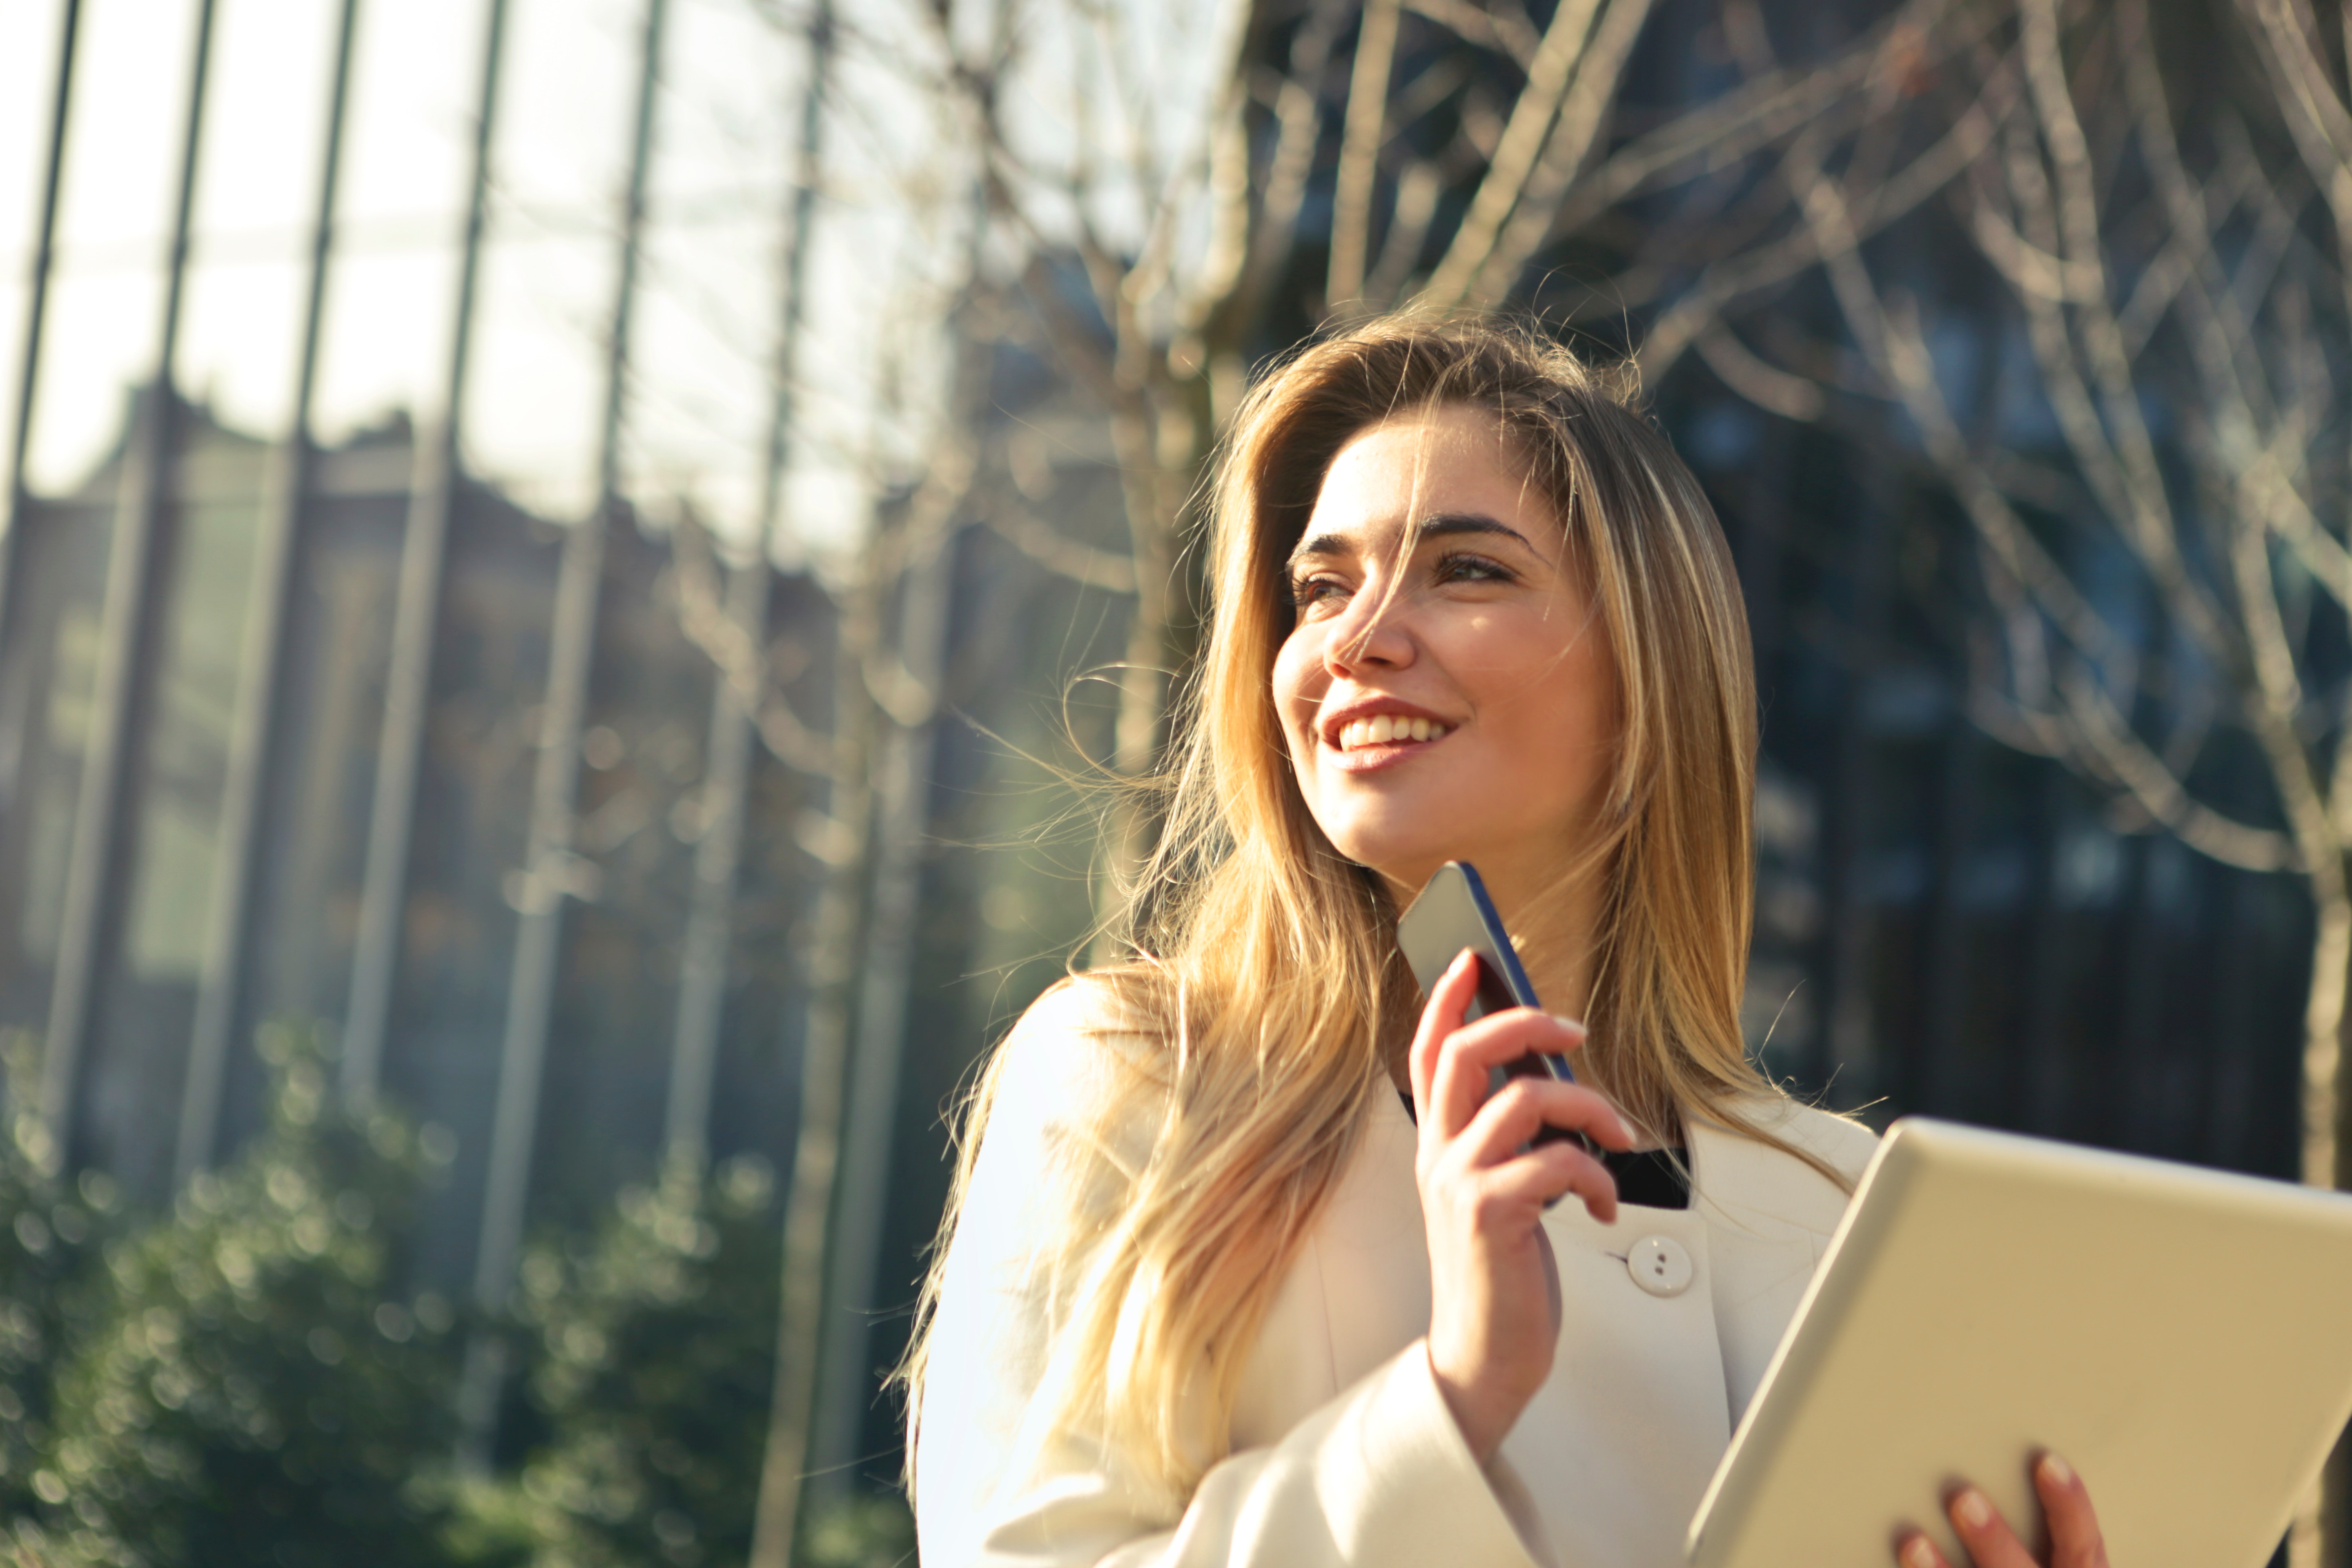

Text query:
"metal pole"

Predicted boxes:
[[662, 551, 763, 1167], [343, 0, 510, 1110], [751, 443, 869, 1568], [41, 0, 218, 1160], [746, 9, 856, 1558], [663, 0, 831, 1171], [176, 0, 363, 1185], [805, 483, 958, 1508], [457, 0, 670, 1468], [0, 0, 83, 826]]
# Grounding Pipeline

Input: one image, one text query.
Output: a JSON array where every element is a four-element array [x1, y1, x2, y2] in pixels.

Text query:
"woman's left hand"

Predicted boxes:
[[1895, 1452, 2109, 1568]]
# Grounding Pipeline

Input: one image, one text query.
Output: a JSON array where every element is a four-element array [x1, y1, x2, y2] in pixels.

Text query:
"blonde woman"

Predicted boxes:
[[904, 318, 2109, 1568]]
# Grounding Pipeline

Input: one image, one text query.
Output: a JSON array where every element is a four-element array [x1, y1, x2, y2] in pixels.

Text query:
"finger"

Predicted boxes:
[[1551, 1142, 1619, 1225], [1443, 1004, 1590, 1074], [1946, 1486, 2036, 1568], [1427, 1009, 1597, 1141], [1893, 1532, 1949, 1568], [1464, 1140, 1620, 1226], [1455, 1078, 1633, 1169], [1408, 951, 1480, 1118], [2034, 1452, 2108, 1568]]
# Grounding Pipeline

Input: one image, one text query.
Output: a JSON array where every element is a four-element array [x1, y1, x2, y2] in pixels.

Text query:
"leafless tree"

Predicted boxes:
[[1725, 0, 2352, 1555], [716, 0, 2352, 1555], [914, 0, 2004, 942]]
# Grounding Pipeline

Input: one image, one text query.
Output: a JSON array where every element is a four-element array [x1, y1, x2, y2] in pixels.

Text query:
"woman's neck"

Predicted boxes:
[[1478, 861, 1604, 1026]]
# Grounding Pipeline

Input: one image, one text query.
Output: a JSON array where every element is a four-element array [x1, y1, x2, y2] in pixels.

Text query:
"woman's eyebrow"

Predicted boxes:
[[1286, 530, 1352, 568], [1286, 512, 1532, 570], [1413, 512, 1532, 549]]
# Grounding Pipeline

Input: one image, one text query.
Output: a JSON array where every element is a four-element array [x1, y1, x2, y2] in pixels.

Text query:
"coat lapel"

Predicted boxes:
[[1686, 1113, 1858, 1423], [1230, 1096, 1851, 1568]]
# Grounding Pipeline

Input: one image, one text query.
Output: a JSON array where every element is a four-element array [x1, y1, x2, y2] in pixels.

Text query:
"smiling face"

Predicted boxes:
[[1271, 404, 1621, 913]]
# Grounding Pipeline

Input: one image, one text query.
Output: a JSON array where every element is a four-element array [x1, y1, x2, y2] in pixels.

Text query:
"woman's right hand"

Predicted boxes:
[[1409, 949, 1636, 1463]]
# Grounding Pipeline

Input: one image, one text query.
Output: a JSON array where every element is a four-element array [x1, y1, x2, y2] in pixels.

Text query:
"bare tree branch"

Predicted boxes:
[[1757, 8, 2352, 1342], [1637, 47, 2017, 381], [668, 514, 833, 777], [1455, 0, 1657, 307], [1404, 0, 1541, 70], [1416, 0, 1611, 306], [1543, 0, 1999, 274], [1695, 319, 1826, 421], [1328, 0, 1403, 306], [984, 500, 1140, 593], [1363, 158, 1446, 304], [1223, 0, 1354, 338], [2056, 659, 2301, 871]]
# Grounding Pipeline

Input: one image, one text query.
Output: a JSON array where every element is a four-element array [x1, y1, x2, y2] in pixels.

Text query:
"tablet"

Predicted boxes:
[[1686, 1117, 2352, 1568]]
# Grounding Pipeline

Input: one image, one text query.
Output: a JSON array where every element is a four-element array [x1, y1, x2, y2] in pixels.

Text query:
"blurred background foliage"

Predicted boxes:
[[0, 1029, 910, 1568], [32, 1029, 458, 1566], [451, 1156, 783, 1568]]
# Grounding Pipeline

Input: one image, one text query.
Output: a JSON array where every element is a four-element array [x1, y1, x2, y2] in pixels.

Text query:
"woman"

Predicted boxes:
[[903, 317, 2107, 1568]]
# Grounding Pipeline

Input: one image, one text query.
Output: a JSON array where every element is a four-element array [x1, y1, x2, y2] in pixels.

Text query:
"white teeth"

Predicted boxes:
[[1334, 716, 1448, 750]]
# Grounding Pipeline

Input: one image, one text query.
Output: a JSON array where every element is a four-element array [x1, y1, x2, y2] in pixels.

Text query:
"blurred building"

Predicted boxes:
[[0, 392, 835, 1287]]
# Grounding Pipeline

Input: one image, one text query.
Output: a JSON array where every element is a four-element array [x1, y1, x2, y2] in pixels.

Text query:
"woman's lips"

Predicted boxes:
[[1322, 717, 1451, 773], [1335, 714, 1450, 748]]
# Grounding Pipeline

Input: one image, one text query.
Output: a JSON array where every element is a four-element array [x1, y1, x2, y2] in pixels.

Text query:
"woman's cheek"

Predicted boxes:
[[1271, 647, 1324, 755]]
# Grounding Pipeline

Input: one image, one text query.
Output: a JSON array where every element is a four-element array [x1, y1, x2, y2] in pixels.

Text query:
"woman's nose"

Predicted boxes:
[[1323, 588, 1416, 673]]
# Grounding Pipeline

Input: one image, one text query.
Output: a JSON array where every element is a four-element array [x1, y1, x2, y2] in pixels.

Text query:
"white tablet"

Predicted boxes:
[[1686, 1117, 2352, 1568]]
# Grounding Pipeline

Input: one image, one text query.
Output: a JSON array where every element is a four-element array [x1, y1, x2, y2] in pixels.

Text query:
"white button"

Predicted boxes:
[[1628, 1235, 1693, 1297]]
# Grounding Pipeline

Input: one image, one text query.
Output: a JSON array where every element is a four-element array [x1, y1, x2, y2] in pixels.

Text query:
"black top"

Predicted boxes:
[[1600, 1145, 1690, 1210]]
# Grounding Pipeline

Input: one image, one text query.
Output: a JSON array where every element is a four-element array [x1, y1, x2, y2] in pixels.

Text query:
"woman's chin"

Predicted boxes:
[[1317, 801, 1518, 893], [1333, 842, 1452, 896]]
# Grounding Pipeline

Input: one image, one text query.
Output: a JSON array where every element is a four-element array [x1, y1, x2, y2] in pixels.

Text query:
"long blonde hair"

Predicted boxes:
[[904, 314, 1831, 1506]]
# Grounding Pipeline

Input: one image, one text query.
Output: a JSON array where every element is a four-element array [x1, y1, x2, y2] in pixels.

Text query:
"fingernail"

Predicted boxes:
[[1613, 1115, 1633, 1143], [1550, 1013, 1586, 1038], [2040, 1451, 2074, 1487], [1900, 1536, 1938, 1568], [1953, 1489, 1991, 1530]]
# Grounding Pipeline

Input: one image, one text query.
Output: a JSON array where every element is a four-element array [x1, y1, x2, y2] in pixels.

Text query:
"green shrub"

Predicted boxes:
[[18, 1025, 467, 1568], [446, 1155, 784, 1568], [0, 1030, 114, 1524], [800, 1492, 916, 1568], [0, 1027, 917, 1567]]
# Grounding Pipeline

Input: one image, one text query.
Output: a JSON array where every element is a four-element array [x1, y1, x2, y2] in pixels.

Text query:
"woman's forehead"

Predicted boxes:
[[1298, 408, 1557, 550]]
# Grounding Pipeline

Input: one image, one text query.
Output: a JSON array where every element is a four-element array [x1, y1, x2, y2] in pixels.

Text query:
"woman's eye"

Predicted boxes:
[[1289, 575, 1345, 609], [1433, 552, 1513, 586]]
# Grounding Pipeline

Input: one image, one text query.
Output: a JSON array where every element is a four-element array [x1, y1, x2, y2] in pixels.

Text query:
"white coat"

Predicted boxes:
[[915, 982, 1880, 1568]]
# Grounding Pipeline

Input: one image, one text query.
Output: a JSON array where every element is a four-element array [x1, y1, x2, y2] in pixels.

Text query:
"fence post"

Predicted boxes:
[[343, 0, 511, 1111], [176, 0, 365, 1185], [663, 0, 831, 1174], [0, 0, 83, 847], [457, 0, 671, 1470], [41, 0, 219, 1164]]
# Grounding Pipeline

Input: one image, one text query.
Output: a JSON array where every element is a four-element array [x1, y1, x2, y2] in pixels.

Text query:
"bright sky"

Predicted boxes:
[[0, 0, 989, 562]]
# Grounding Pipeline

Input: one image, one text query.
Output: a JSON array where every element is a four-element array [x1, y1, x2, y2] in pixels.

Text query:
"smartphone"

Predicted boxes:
[[1395, 861, 1589, 1149]]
